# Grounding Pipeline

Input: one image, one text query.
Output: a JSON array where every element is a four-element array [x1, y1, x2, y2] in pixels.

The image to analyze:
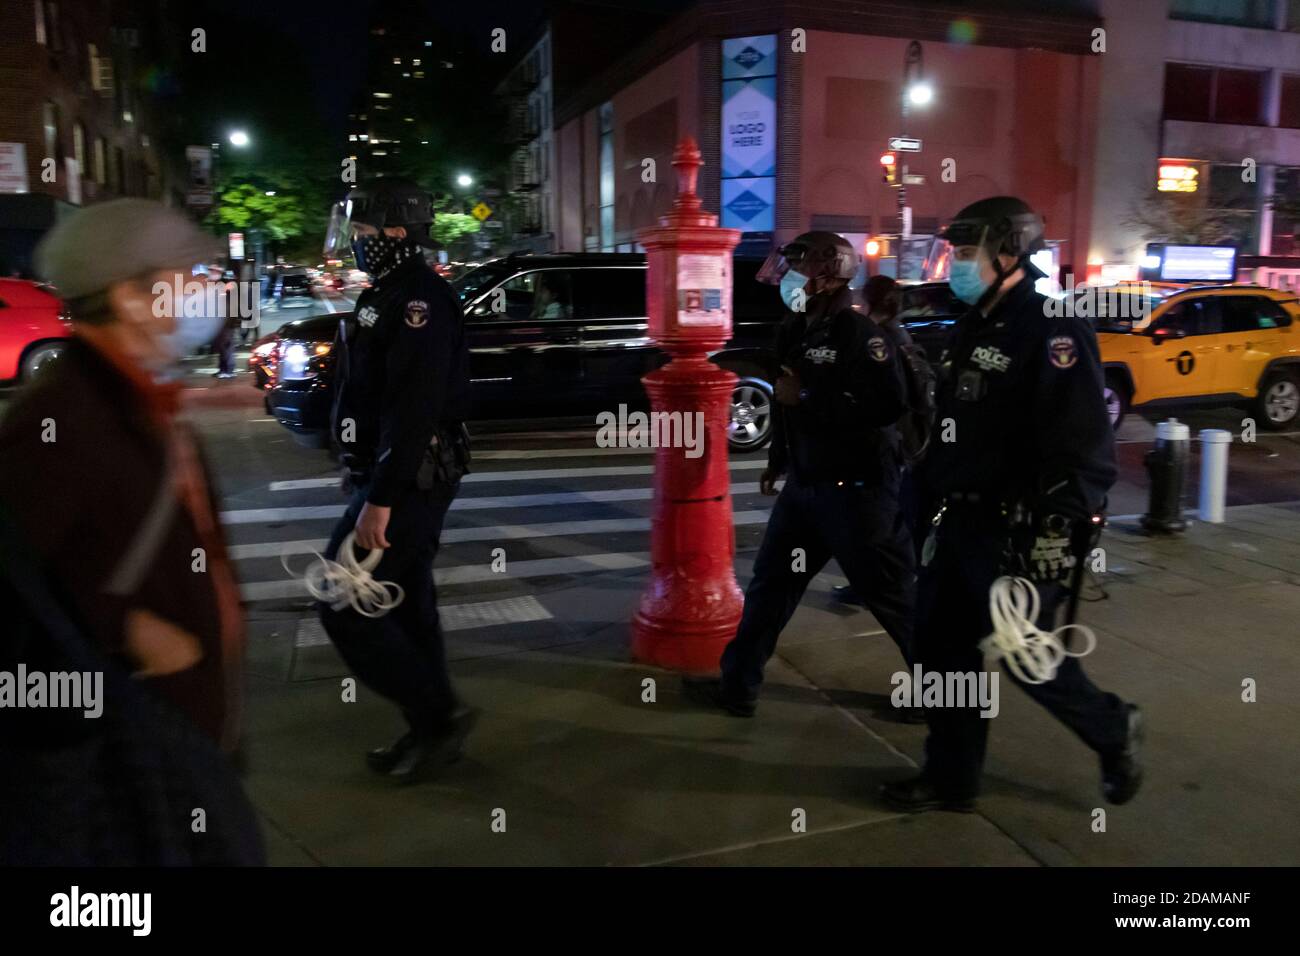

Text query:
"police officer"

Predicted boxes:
[[882, 196, 1143, 813], [686, 231, 916, 716], [321, 178, 475, 782]]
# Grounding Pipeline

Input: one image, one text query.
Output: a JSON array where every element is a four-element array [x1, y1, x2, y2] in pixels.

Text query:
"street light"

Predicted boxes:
[[456, 173, 473, 188], [907, 81, 933, 107], [229, 130, 250, 148], [897, 41, 931, 243]]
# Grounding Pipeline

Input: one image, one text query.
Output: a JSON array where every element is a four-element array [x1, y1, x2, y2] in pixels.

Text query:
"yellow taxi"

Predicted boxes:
[[1081, 283, 1300, 429]]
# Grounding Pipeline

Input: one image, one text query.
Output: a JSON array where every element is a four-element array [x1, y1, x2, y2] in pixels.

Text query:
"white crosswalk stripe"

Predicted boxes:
[[221, 481, 762, 524], [267, 458, 766, 492], [229, 443, 774, 633]]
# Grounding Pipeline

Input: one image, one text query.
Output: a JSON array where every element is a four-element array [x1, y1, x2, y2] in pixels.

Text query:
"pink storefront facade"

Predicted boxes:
[[553, 2, 1102, 278]]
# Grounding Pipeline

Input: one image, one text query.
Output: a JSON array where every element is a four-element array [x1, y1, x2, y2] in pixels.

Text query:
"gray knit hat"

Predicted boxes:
[[35, 199, 221, 300]]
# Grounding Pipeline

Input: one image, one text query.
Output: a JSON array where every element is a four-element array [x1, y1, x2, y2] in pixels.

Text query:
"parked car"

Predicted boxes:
[[272, 269, 315, 308], [1092, 283, 1300, 429], [0, 278, 71, 384], [267, 252, 788, 452], [248, 330, 280, 392]]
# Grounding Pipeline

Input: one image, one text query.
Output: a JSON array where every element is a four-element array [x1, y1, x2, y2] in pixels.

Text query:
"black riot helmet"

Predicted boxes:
[[323, 177, 438, 258], [756, 230, 860, 286], [940, 196, 1047, 309], [940, 196, 1045, 263]]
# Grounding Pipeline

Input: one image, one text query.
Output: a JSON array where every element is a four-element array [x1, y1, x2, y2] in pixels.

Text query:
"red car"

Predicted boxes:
[[0, 278, 71, 384]]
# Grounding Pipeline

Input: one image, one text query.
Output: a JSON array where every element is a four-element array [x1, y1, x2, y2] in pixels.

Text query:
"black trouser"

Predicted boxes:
[[916, 505, 1130, 799], [215, 326, 236, 374], [720, 474, 916, 701], [319, 481, 459, 735]]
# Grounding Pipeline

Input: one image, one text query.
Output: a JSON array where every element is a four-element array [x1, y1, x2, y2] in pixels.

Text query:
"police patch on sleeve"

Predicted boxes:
[[868, 337, 890, 363], [404, 300, 429, 329], [1048, 335, 1078, 369]]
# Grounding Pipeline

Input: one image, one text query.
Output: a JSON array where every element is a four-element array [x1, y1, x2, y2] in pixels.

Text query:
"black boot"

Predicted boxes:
[[389, 707, 479, 783], [831, 584, 864, 605], [366, 732, 414, 774], [682, 676, 756, 717], [880, 775, 976, 813], [1101, 703, 1144, 805]]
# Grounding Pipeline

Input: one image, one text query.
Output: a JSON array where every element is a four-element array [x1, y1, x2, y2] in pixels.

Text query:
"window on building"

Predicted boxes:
[[42, 2, 60, 51], [1170, 0, 1277, 28], [1280, 74, 1300, 128], [42, 102, 61, 160], [93, 137, 105, 184], [1163, 63, 1265, 124], [1271, 166, 1300, 254], [72, 122, 85, 173], [1288, 0, 1300, 30], [35, 0, 46, 43], [115, 146, 125, 193]]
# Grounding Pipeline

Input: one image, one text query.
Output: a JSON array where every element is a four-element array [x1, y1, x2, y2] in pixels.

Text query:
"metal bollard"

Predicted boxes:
[[1142, 418, 1189, 534], [1198, 429, 1232, 523]]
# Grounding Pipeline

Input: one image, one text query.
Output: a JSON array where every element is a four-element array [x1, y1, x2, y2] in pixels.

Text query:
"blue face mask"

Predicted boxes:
[[948, 258, 989, 306], [780, 270, 809, 311]]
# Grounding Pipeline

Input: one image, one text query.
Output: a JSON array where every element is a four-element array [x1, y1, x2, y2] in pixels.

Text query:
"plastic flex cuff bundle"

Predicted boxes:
[[980, 575, 1096, 684], [282, 531, 404, 618]]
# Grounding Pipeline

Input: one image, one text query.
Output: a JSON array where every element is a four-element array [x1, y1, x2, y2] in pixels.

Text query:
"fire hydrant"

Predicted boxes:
[[630, 137, 743, 673], [1142, 418, 1189, 534]]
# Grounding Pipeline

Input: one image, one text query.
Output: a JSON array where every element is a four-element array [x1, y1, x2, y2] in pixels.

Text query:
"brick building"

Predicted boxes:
[[0, 0, 164, 275]]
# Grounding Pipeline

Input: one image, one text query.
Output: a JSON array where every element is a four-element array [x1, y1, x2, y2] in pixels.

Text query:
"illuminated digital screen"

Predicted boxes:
[[1159, 245, 1235, 282]]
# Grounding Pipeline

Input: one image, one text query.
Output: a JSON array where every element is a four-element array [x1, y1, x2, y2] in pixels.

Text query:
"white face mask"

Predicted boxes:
[[162, 291, 224, 358]]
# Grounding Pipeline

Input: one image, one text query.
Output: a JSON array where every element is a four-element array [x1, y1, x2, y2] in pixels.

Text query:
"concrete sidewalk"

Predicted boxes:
[[239, 502, 1300, 866]]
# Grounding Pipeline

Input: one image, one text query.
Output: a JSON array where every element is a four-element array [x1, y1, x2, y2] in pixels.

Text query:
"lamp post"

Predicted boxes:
[[898, 41, 927, 241]]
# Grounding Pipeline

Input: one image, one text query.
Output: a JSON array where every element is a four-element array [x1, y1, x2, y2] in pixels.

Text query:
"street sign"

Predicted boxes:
[[888, 136, 922, 152], [471, 201, 493, 222], [902, 173, 926, 186]]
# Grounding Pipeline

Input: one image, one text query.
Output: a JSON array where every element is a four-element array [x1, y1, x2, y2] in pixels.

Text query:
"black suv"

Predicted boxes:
[[266, 252, 787, 452]]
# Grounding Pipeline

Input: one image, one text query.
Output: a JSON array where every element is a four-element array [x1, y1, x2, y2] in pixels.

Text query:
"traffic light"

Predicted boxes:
[[880, 152, 897, 185], [865, 236, 890, 258]]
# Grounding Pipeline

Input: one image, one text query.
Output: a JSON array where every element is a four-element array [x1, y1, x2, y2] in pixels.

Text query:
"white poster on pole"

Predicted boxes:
[[0, 143, 30, 194]]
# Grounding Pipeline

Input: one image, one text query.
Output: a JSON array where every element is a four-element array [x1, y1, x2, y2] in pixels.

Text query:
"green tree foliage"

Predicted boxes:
[[431, 213, 481, 247]]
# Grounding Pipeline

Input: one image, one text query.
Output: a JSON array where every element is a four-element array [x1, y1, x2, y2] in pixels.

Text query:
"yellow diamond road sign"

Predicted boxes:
[[471, 201, 492, 222]]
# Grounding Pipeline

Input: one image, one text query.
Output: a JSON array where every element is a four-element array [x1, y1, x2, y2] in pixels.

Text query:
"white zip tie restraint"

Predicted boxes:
[[282, 531, 404, 618], [980, 576, 1096, 684]]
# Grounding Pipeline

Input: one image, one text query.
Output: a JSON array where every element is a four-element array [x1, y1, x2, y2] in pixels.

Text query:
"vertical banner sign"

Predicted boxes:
[[720, 35, 777, 234]]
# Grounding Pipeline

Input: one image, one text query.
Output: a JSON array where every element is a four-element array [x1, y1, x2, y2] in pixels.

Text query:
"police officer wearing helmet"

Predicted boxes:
[[882, 196, 1143, 813], [686, 231, 916, 716], [321, 177, 474, 781]]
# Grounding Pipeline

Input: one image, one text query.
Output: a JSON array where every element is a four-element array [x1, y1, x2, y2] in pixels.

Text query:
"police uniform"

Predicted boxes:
[[322, 250, 471, 739], [914, 273, 1132, 801], [718, 284, 916, 705]]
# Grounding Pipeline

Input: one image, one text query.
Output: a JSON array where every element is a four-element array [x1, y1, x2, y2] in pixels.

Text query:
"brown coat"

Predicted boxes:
[[0, 338, 243, 747]]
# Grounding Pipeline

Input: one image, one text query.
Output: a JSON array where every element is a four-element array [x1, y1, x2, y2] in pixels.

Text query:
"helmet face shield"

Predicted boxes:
[[756, 234, 859, 285], [323, 199, 355, 259], [756, 245, 792, 286]]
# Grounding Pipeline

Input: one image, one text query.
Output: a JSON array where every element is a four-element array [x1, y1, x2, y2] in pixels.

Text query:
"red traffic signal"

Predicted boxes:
[[880, 152, 897, 185]]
